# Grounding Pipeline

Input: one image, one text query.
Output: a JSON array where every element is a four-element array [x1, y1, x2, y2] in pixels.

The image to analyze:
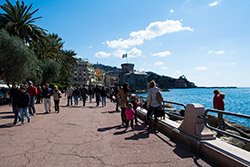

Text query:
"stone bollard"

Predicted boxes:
[[179, 103, 215, 140]]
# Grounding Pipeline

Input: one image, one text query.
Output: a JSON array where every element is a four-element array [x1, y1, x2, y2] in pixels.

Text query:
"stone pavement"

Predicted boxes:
[[0, 98, 214, 167]]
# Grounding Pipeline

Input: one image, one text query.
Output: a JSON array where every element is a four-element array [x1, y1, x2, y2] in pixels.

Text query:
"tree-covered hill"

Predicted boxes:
[[93, 63, 196, 89]]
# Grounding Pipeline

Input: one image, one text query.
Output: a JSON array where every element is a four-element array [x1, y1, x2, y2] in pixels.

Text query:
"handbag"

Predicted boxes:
[[156, 106, 165, 118], [156, 91, 163, 103]]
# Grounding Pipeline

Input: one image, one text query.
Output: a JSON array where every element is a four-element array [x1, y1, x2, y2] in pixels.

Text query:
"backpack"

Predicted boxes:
[[156, 91, 163, 103]]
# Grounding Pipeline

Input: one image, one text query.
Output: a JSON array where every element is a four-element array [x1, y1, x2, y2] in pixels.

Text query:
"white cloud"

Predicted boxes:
[[88, 45, 93, 49], [113, 49, 126, 58], [154, 61, 164, 66], [95, 51, 111, 58], [106, 20, 193, 49], [127, 48, 143, 58], [209, 1, 218, 7], [208, 50, 225, 55], [169, 9, 174, 13], [153, 50, 172, 57], [195, 66, 207, 71]]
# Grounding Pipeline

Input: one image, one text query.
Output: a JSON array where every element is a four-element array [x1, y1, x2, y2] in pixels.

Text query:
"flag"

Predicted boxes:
[[122, 53, 127, 58]]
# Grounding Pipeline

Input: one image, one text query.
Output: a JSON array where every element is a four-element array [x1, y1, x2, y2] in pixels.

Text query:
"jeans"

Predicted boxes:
[[101, 96, 106, 106], [29, 96, 36, 115], [19, 107, 30, 124], [74, 95, 78, 105]]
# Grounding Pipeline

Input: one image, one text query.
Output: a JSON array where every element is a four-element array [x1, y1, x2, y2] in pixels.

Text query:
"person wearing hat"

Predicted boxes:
[[17, 85, 30, 125], [53, 85, 62, 113]]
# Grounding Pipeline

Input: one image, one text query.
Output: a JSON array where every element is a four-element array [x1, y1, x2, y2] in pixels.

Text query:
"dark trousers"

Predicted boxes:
[[96, 94, 100, 106], [12, 104, 20, 124], [82, 98, 86, 106], [54, 100, 60, 112], [146, 106, 159, 129], [125, 119, 134, 129], [121, 107, 126, 124]]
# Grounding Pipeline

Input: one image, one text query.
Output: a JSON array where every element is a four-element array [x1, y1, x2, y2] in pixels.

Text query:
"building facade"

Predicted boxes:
[[71, 58, 95, 86]]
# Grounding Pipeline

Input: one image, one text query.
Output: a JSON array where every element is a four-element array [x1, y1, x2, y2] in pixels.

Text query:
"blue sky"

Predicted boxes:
[[3, 0, 250, 87]]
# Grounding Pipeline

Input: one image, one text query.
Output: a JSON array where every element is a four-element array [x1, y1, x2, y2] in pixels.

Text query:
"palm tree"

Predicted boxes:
[[34, 33, 64, 61], [0, 0, 46, 45], [59, 49, 77, 82]]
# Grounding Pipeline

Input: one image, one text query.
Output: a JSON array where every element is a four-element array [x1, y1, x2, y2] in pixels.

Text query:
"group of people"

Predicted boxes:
[[115, 80, 226, 132], [9, 81, 62, 125], [64, 85, 108, 107], [116, 81, 162, 131]]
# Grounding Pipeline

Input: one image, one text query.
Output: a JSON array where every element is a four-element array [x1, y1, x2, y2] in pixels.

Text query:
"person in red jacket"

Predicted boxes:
[[213, 89, 225, 129], [27, 81, 37, 115]]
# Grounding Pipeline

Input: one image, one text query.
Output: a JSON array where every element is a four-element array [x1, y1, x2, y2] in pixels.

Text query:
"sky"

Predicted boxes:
[[2, 0, 250, 87]]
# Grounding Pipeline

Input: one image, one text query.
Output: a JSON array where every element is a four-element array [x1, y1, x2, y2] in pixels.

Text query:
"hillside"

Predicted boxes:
[[93, 64, 197, 89]]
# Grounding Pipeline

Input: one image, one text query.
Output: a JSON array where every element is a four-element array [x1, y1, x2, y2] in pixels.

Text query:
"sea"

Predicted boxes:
[[137, 87, 250, 128]]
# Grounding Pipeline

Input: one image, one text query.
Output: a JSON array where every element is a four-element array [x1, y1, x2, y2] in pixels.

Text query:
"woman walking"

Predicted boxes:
[[117, 82, 130, 125], [146, 80, 162, 131]]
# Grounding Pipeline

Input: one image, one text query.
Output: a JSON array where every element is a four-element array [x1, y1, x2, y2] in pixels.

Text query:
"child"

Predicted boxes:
[[125, 103, 135, 130]]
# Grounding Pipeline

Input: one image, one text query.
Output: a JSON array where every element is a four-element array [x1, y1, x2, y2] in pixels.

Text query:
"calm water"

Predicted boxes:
[[137, 88, 250, 127]]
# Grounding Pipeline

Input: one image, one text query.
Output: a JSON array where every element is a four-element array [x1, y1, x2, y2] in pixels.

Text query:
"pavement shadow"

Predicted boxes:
[[0, 115, 14, 119], [0, 111, 13, 115], [173, 144, 214, 167], [124, 130, 151, 140], [0, 123, 15, 129], [97, 125, 123, 132], [101, 110, 120, 114]]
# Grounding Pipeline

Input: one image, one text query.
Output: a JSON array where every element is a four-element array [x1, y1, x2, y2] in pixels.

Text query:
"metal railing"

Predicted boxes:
[[204, 109, 250, 143], [136, 96, 186, 120]]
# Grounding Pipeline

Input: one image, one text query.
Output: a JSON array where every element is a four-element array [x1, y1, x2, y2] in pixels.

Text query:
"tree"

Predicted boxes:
[[0, 0, 46, 46], [59, 50, 77, 83], [39, 59, 60, 83], [0, 29, 41, 83]]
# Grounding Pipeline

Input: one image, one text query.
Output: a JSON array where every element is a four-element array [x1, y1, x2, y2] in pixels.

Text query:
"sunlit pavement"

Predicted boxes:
[[0, 98, 213, 167]]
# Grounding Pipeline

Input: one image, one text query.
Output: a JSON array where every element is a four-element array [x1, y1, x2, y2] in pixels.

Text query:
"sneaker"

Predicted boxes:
[[33, 113, 36, 116]]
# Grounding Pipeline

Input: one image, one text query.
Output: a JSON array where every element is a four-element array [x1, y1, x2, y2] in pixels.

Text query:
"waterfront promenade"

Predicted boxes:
[[0, 98, 213, 167]]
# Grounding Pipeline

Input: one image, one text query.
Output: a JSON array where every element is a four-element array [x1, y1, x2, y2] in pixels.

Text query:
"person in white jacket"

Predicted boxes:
[[146, 80, 162, 130]]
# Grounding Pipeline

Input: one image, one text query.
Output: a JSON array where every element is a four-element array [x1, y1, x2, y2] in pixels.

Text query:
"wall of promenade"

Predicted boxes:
[[136, 104, 250, 167]]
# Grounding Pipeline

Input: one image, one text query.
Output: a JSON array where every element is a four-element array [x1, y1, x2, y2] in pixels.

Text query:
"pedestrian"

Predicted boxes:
[[117, 82, 130, 125], [213, 89, 225, 129], [9, 82, 21, 125], [65, 85, 73, 106], [100, 86, 107, 107], [72, 86, 80, 105], [27, 81, 37, 115], [80, 85, 88, 106], [17, 85, 30, 125], [146, 80, 162, 131], [125, 102, 135, 130], [53, 85, 62, 113], [36, 86, 43, 104], [130, 94, 139, 125], [94, 85, 101, 107], [88, 86, 94, 103], [42, 83, 52, 114]]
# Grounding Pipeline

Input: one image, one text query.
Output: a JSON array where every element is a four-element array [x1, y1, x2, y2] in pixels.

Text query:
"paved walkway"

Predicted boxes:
[[0, 98, 213, 167]]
